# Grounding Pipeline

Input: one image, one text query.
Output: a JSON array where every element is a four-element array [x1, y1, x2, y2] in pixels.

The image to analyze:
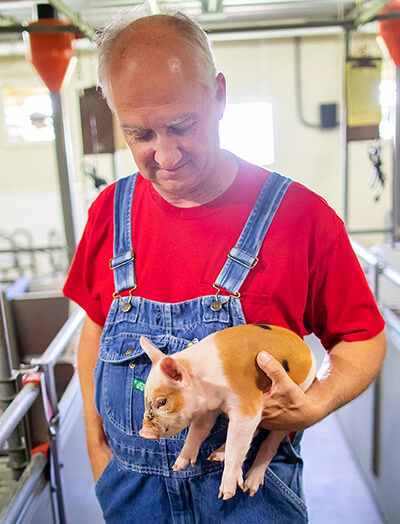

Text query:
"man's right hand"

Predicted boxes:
[[88, 435, 113, 483]]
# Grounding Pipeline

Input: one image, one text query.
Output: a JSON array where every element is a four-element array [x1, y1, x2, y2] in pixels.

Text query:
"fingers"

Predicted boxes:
[[257, 351, 288, 383]]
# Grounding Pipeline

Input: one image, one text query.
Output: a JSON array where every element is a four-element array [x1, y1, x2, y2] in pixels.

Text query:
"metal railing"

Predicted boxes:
[[350, 238, 400, 479], [350, 239, 400, 310], [0, 307, 85, 524]]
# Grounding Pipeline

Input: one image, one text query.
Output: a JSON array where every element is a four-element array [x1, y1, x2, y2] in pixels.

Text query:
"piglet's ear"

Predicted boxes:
[[160, 357, 192, 387], [140, 336, 165, 365], [160, 357, 183, 382]]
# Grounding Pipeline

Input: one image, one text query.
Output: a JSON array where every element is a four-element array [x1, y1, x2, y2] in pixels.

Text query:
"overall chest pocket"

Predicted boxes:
[[99, 333, 168, 436]]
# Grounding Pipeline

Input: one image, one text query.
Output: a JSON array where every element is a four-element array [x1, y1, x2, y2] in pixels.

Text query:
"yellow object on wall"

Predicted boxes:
[[345, 57, 382, 127]]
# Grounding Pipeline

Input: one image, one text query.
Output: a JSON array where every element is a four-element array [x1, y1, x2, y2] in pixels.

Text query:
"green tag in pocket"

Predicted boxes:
[[133, 378, 145, 392]]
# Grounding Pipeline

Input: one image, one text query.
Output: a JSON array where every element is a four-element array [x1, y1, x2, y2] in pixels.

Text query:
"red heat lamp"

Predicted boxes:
[[379, 1, 400, 67], [27, 4, 75, 92]]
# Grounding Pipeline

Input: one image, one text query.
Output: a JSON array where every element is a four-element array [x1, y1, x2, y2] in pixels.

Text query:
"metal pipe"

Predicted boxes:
[[31, 307, 85, 420], [48, 423, 66, 524], [342, 29, 351, 225], [0, 23, 80, 34], [381, 264, 400, 288], [381, 305, 400, 338], [0, 452, 48, 524], [348, 228, 393, 235], [0, 289, 29, 479], [393, 66, 400, 244], [371, 258, 382, 477], [351, 238, 400, 289], [295, 37, 320, 129], [0, 383, 40, 449], [350, 239, 379, 265], [0, 289, 16, 373], [372, 370, 382, 477], [0, 246, 65, 254], [28, 309, 85, 524], [29, 308, 85, 524], [207, 19, 355, 35], [50, 91, 77, 268], [351, 238, 383, 267]]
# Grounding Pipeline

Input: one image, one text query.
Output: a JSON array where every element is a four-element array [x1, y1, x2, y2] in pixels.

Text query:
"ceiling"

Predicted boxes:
[[0, 0, 395, 42]]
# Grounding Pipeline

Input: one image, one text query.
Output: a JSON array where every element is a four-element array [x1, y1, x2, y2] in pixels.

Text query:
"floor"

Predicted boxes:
[[302, 413, 384, 524]]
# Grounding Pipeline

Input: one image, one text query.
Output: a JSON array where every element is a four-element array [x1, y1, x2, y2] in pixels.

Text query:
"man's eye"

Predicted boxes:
[[170, 124, 193, 135], [123, 129, 153, 142], [134, 133, 153, 142]]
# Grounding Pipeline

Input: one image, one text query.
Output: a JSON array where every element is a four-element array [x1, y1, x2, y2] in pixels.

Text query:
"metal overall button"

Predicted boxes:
[[210, 300, 223, 312], [210, 284, 240, 311], [112, 285, 137, 312], [121, 302, 131, 312]]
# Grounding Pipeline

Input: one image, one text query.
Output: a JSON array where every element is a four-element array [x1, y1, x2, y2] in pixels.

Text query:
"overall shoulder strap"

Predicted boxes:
[[109, 173, 138, 294], [214, 171, 292, 296]]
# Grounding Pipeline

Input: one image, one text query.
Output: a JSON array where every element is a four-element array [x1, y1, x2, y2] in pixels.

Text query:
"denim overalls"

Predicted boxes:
[[93, 172, 308, 524]]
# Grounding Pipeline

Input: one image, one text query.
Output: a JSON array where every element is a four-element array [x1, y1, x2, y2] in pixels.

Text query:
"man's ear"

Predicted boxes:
[[160, 357, 191, 387], [140, 336, 165, 364], [215, 72, 226, 120]]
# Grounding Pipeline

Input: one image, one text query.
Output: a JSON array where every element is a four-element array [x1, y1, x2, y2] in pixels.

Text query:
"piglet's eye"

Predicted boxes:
[[156, 398, 168, 408]]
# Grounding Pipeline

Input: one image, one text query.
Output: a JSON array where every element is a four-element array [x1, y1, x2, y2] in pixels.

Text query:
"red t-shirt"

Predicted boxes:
[[63, 158, 384, 350]]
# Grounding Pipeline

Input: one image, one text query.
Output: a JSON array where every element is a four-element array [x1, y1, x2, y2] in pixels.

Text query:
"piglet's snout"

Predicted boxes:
[[139, 418, 160, 439], [139, 426, 159, 439]]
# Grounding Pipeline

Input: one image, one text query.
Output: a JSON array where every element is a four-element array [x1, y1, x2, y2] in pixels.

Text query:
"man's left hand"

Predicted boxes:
[[256, 351, 318, 431]]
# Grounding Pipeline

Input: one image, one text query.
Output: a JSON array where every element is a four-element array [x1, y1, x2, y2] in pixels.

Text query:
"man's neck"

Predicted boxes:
[[152, 151, 239, 208]]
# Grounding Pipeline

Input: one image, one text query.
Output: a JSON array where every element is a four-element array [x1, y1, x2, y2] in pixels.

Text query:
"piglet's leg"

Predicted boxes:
[[208, 429, 260, 462], [219, 414, 261, 500], [244, 429, 287, 496], [172, 410, 219, 471]]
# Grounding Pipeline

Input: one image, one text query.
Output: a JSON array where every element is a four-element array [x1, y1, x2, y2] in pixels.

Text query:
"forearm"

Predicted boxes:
[[306, 329, 387, 424], [77, 315, 106, 444], [77, 315, 113, 481]]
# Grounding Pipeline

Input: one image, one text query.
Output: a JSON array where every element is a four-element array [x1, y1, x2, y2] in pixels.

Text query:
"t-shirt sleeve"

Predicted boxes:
[[304, 208, 385, 350], [63, 189, 113, 327]]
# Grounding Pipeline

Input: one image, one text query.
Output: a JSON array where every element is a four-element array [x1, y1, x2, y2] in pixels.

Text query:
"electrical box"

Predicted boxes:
[[320, 103, 338, 129]]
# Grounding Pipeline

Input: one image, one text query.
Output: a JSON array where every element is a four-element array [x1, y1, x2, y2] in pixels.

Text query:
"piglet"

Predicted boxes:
[[139, 324, 316, 500]]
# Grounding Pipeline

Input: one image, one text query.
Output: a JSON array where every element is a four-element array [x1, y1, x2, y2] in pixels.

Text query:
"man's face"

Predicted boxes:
[[108, 32, 226, 205]]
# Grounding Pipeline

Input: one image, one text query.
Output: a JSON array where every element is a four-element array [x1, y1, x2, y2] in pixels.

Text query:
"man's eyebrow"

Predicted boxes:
[[120, 114, 196, 133], [120, 124, 145, 134], [167, 114, 195, 127]]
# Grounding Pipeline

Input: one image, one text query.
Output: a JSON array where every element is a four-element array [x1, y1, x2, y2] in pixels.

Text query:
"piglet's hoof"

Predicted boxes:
[[208, 444, 226, 462], [172, 455, 197, 471], [243, 467, 265, 497], [218, 470, 243, 500], [172, 456, 189, 471]]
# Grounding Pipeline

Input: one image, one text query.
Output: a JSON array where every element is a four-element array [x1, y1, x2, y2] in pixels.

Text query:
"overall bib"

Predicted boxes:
[[93, 172, 308, 524]]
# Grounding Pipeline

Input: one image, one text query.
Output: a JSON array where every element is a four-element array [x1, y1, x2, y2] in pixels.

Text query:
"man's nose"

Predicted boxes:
[[154, 136, 183, 170]]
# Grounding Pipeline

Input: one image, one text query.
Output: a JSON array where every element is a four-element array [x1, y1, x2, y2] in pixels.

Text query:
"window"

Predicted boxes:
[[219, 102, 274, 166], [3, 84, 54, 144]]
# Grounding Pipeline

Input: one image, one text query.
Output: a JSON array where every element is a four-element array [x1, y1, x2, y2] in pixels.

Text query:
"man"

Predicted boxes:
[[64, 10, 386, 523]]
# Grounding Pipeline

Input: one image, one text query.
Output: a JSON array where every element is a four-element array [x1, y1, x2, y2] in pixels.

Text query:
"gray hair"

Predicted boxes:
[[95, 6, 218, 110]]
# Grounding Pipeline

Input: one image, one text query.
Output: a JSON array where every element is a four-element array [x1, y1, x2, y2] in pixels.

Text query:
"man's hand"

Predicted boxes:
[[256, 330, 387, 432], [87, 428, 113, 483], [256, 352, 317, 431]]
